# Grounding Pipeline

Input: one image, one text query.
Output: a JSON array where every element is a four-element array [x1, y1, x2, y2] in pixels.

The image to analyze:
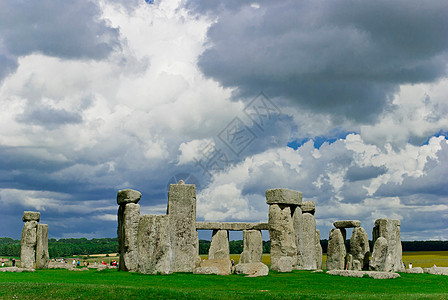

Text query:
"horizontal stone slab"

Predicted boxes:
[[117, 189, 142, 205], [374, 218, 400, 227], [266, 188, 302, 205], [301, 201, 315, 214], [196, 222, 269, 231], [23, 211, 40, 222], [327, 270, 400, 279], [333, 220, 361, 228]]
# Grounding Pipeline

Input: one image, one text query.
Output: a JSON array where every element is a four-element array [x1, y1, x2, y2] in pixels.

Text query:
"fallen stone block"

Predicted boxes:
[[405, 267, 423, 274], [327, 270, 400, 279], [194, 258, 232, 275], [234, 262, 269, 277], [423, 266, 448, 276]]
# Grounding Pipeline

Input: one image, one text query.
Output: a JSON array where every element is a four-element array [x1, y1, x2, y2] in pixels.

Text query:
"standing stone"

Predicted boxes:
[[137, 215, 172, 274], [209, 230, 230, 260], [118, 202, 140, 272], [294, 206, 304, 269], [370, 236, 388, 271], [301, 212, 317, 270], [315, 230, 323, 269], [168, 182, 197, 272], [326, 228, 346, 270], [350, 227, 370, 271], [371, 219, 403, 272], [20, 220, 38, 269], [240, 230, 263, 263], [35, 224, 49, 269], [266, 188, 301, 272]]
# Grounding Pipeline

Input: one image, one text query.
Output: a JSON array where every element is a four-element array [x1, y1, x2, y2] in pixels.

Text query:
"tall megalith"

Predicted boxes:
[[20, 211, 48, 269], [326, 228, 346, 270], [209, 229, 230, 260], [240, 230, 263, 263], [350, 227, 370, 271], [36, 224, 50, 269], [117, 189, 141, 272], [370, 219, 403, 272], [301, 201, 317, 270]]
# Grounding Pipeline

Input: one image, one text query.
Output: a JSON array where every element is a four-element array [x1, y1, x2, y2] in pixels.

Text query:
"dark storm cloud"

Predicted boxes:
[[188, 0, 448, 123], [17, 106, 83, 128], [345, 165, 388, 182], [0, 0, 121, 81]]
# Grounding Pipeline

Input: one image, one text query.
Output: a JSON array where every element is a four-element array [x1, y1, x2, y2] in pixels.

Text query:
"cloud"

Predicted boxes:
[[189, 0, 448, 123]]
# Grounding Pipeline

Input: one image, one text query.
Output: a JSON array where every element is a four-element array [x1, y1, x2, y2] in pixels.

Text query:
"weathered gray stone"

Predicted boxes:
[[196, 222, 269, 231], [235, 262, 269, 277], [240, 230, 262, 263], [276, 256, 294, 272], [326, 228, 346, 270], [370, 236, 388, 271], [137, 214, 172, 274], [35, 224, 49, 269], [350, 227, 370, 271], [327, 270, 400, 279], [405, 267, 423, 274], [0, 267, 35, 273], [168, 183, 197, 272], [346, 254, 353, 270], [117, 189, 142, 205], [194, 258, 231, 275], [20, 221, 38, 269], [333, 220, 361, 228], [118, 203, 140, 272], [372, 219, 403, 272], [266, 188, 302, 205], [301, 212, 317, 270], [209, 230, 230, 260], [268, 204, 298, 272], [315, 230, 323, 270], [294, 206, 303, 269], [301, 201, 315, 214], [22, 211, 40, 222], [423, 266, 448, 276]]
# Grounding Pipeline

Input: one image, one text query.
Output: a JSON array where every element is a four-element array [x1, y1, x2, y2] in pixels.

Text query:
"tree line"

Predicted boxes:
[[0, 237, 447, 257]]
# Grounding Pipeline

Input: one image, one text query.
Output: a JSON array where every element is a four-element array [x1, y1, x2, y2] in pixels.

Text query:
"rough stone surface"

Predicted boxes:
[[48, 262, 74, 269], [0, 267, 35, 273], [194, 258, 231, 275], [350, 227, 370, 271], [137, 214, 172, 274], [326, 228, 346, 270], [118, 203, 140, 272], [301, 213, 317, 270], [423, 266, 448, 276], [327, 270, 400, 279], [294, 206, 303, 269], [22, 211, 40, 222], [235, 262, 269, 277], [266, 188, 302, 205], [268, 204, 298, 272], [35, 224, 49, 269], [117, 189, 142, 205], [168, 183, 197, 273], [315, 230, 323, 270], [209, 230, 230, 260], [370, 236, 388, 271], [20, 221, 38, 269], [405, 267, 423, 274], [333, 220, 361, 228], [196, 222, 269, 231], [301, 201, 315, 214], [240, 230, 263, 263], [372, 219, 403, 272]]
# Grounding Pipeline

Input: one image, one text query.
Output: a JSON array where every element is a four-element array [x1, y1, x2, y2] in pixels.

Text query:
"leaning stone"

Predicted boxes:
[[168, 183, 197, 273], [209, 230, 230, 260], [266, 188, 302, 205], [235, 262, 269, 277], [301, 213, 317, 270], [36, 224, 49, 269], [117, 189, 142, 205], [370, 236, 388, 271], [326, 228, 346, 270], [350, 227, 370, 271], [268, 204, 298, 272], [405, 267, 424, 274], [117, 203, 140, 272], [301, 201, 315, 214], [194, 258, 231, 275], [22, 211, 40, 222], [137, 214, 172, 274], [20, 221, 38, 269], [240, 230, 263, 263], [333, 220, 361, 228]]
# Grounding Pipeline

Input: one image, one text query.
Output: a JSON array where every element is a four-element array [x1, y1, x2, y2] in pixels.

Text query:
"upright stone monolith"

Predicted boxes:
[[370, 219, 403, 272], [209, 229, 230, 260], [168, 181, 197, 272], [370, 236, 388, 271], [301, 201, 317, 270], [117, 189, 141, 272], [350, 227, 370, 271], [20, 219, 38, 269], [326, 228, 346, 270], [240, 230, 263, 263], [315, 229, 323, 269], [36, 224, 49, 269], [266, 188, 302, 272]]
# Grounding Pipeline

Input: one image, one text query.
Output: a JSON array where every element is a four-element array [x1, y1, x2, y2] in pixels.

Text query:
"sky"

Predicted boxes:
[[0, 0, 447, 241]]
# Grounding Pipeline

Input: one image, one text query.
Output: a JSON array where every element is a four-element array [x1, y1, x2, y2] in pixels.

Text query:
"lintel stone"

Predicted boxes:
[[301, 201, 315, 214], [117, 189, 142, 205], [333, 220, 361, 228], [266, 188, 302, 205], [196, 222, 269, 231], [23, 211, 40, 222]]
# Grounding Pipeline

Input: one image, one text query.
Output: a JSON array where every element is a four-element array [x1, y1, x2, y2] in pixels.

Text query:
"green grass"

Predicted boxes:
[[0, 268, 447, 299]]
